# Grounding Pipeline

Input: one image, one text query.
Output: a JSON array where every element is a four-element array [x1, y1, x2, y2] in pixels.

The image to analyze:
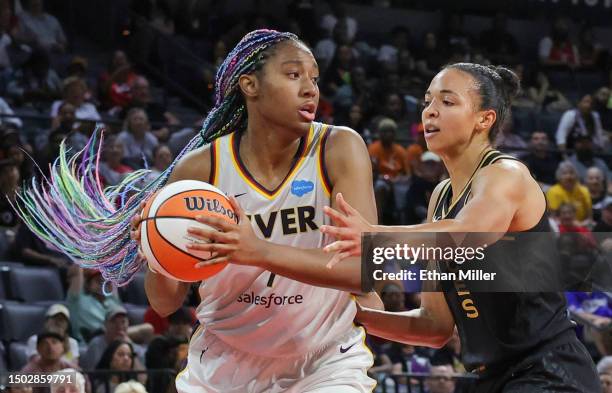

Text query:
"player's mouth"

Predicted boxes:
[[298, 102, 316, 122], [424, 123, 440, 137]]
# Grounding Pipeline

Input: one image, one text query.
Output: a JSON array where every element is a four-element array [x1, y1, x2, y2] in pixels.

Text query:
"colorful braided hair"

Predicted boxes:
[[12, 29, 301, 288]]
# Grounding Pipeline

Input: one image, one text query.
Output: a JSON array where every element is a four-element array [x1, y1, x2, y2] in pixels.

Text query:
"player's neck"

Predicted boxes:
[[241, 120, 304, 171], [442, 143, 492, 202]]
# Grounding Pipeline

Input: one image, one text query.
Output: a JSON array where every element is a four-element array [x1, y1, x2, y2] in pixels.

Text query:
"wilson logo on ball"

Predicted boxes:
[[183, 196, 237, 222]]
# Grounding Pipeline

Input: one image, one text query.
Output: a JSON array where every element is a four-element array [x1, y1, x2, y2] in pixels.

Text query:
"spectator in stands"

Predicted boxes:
[[67, 267, 122, 342], [100, 50, 138, 110], [167, 118, 199, 157], [50, 368, 86, 393], [6, 48, 61, 106], [21, 330, 77, 380], [94, 340, 145, 393], [431, 329, 465, 374], [568, 135, 611, 181], [0, 158, 20, 228], [320, 1, 357, 43], [566, 292, 612, 356], [50, 77, 101, 121], [11, 217, 70, 268], [593, 87, 612, 132], [479, 13, 519, 65], [98, 135, 133, 187], [145, 307, 192, 393], [585, 167, 608, 220], [149, 144, 172, 177], [0, 96, 22, 128], [404, 151, 444, 224], [322, 43, 356, 97], [114, 381, 147, 393], [522, 131, 560, 189], [527, 71, 571, 113], [556, 94, 606, 153], [424, 364, 456, 393], [17, 0, 66, 52], [332, 67, 373, 125], [314, 20, 353, 72], [343, 103, 371, 142], [143, 304, 196, 335], [599, 356, 612, 376], [602, 371, 612, 393], [36, 102, 88, 154], [439, 13, 470, 53], [557, 202, 596, 241], [577, 26, 605, 69], [117, 108, 159, 168], [415, 32, 446, 80], [547, 161, 592, 222], [389, 342, 430, 391], [380, 282, 406, 312], [368, 118, 409, 222], [26, 304, 80, 365], [493, 117, 527, 154], [594, 197, 612, 233], [378, 26, 411, 67], [538, 17, 579, 68], [81, 306, 147, 371], [376, 92, 412, 135], [120, 76, 180, 142], [0, 3, 17, 80]]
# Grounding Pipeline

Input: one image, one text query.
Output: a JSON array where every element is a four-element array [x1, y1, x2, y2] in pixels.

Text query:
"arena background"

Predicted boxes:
[[0, 0, 611, 392]]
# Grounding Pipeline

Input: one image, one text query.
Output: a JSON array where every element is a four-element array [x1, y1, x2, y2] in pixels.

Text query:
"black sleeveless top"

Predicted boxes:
[[432, 150, 575, 374]]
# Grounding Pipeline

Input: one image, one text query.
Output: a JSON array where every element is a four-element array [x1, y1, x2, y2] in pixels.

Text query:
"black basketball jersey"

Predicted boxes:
[[432, 150, 575, 373]]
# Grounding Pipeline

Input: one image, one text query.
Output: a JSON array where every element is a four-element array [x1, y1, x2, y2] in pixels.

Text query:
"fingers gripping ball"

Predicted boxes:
[[140, 180, 238, 282]]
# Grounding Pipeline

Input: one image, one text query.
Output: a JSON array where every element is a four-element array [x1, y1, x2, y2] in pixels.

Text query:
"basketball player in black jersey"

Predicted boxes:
[[320, 63, 601, 392]]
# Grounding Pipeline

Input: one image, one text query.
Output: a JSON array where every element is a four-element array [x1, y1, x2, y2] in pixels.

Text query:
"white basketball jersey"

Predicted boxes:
[[196, 122, 356, 357]]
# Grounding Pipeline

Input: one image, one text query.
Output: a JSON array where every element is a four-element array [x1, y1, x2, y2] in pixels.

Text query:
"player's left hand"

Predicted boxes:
[[186, 196, 267, 268], [320, 193, 375, 268]]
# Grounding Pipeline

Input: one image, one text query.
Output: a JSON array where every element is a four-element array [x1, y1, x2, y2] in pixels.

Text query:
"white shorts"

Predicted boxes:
[[175, 324, 376, 393]]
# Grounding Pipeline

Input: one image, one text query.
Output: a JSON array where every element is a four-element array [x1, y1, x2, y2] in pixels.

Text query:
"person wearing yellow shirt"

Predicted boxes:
[[546, 161, 592, 222]]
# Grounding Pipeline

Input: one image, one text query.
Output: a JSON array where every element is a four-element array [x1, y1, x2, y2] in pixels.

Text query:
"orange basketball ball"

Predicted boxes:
[[140, 180, 237, 282]]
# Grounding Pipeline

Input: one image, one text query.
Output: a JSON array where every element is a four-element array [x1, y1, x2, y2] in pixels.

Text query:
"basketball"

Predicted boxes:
[[140, 179, 238, 282]]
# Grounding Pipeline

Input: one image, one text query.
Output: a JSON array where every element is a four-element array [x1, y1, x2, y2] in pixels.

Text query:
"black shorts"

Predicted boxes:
[[471, 338, 601, 393]]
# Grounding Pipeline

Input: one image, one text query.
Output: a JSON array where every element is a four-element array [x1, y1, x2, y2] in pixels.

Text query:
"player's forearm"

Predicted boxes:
[[144, 270, 190, 316], [259, 243, 362, 292], [357, 307, 452, 348]]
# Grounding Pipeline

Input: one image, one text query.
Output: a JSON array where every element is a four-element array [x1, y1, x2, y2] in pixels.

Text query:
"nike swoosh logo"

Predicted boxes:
[[340, 343, 356, 353], [234, 193, 247, 198]]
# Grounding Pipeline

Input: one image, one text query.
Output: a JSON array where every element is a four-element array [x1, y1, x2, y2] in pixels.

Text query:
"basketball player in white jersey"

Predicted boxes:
[[132, 30, 381, 392]]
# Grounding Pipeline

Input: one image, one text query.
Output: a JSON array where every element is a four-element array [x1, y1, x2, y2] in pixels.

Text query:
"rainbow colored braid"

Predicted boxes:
[[12, 29, 299, 287]]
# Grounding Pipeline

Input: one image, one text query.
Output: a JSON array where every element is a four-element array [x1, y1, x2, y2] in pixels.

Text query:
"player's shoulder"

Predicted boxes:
[[475, 156, 532, 192], [168, 143, 212, 183], [325, 125, 365, 146]]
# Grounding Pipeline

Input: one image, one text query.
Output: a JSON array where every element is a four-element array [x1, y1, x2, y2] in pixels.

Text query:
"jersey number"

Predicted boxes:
[[266, 272, 276, 287]]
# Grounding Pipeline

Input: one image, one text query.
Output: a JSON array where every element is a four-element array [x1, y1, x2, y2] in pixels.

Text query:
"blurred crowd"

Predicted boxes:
[[1, 1, 612, 393]]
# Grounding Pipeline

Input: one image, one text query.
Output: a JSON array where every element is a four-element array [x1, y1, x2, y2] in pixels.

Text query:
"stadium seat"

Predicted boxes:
[[119, 272, 148, 306], [124, 303, 148, 325], [0, 341, 7, 372], [8, 342, 29, 371], [0, 262, 24, 300], [8, 266, 64, 302], [0, 302, 47, 342], [0, 277, 5, 300]]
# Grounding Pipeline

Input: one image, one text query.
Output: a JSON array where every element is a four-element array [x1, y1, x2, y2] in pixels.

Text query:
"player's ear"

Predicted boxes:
[[476, 109, 496, 132], [239, 74, 259, 98]]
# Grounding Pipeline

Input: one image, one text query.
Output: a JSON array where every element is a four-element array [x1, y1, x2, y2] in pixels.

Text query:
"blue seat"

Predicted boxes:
[[8, 342, 28, 371], [119, 272, 148, 306], [9, 266, 64, 302], [0, 302, 47, 341], [0, 341, 7, 372]]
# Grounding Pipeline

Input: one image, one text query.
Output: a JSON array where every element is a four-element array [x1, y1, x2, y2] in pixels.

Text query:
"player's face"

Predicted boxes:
[[422, 69, 486, 154], [256, 41, 319, 135]]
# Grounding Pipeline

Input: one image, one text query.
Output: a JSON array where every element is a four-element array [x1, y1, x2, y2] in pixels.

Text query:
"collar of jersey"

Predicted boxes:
[[229, 124, 314, 199]]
